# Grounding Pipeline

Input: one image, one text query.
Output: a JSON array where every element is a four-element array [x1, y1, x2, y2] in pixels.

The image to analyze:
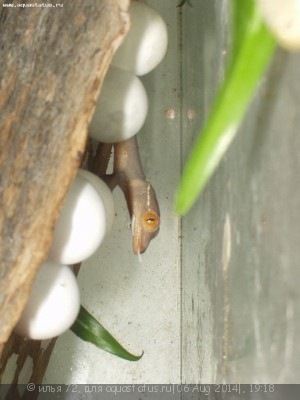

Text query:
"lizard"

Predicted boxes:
[[88, 136, 160, 256]]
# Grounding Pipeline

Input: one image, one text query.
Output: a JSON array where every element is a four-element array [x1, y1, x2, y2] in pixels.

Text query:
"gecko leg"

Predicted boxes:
[[87, 141, 119, 189]]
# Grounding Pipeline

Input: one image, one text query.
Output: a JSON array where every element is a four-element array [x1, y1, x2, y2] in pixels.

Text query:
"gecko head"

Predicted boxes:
[[132, 210, 160, 255]]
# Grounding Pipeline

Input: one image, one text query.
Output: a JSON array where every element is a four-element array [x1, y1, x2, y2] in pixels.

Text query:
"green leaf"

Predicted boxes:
[[71, 305, 143, 361], [175, 0, 276, 215]]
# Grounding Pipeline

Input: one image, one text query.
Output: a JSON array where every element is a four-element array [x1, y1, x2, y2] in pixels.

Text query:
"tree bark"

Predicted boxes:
[[0, 0, 129, 367]]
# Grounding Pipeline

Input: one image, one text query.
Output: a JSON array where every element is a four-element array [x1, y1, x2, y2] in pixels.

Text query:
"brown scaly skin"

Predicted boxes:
[[89, 136, 160, 255]]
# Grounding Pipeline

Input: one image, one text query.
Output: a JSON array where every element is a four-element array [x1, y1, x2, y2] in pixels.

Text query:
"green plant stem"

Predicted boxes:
[[175, 0, 276, 215]]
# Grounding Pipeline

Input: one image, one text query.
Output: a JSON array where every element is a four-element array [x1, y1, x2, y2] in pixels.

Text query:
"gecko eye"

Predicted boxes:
[[142, 212, 160, 231]]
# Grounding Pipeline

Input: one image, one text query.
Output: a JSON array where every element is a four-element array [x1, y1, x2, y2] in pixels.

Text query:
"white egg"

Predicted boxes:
[[89, 66, 148, 143], [15, 262, 80, 340], [77, 169, 115, 234], [111, 2, 168, 76], [257, 0, 300, 50], [48, 172, 107, 265]]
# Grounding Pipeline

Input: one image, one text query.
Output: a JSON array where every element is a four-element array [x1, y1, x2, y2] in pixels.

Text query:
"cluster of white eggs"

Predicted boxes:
[[89, 1, 168, 143], [15, 1, 168, 341]]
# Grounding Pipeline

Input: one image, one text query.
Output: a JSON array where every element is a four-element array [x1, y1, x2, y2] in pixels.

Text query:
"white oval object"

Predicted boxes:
[[257, 0, 300, 50], [78, 169, 115, 234], [89, 66, 148, 143], [111, 2, 168, 75], [48, 172, 107, 264], [15, 262, 80, 340]]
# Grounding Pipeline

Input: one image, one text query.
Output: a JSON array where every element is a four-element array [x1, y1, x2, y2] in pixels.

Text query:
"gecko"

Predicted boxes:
[[89, 136, 160, 256]]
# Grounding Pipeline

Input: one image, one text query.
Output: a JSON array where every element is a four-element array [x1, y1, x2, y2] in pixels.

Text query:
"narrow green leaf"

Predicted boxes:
[[71, 305, 143, 361], [175, 0, 276, 215]]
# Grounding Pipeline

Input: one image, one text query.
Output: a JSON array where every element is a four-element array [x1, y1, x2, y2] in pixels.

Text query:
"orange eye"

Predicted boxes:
[[142, 212, 160, 230]]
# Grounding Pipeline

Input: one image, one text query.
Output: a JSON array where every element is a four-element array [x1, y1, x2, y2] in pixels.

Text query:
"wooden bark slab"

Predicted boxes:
[[0, 0, 129, 361]]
